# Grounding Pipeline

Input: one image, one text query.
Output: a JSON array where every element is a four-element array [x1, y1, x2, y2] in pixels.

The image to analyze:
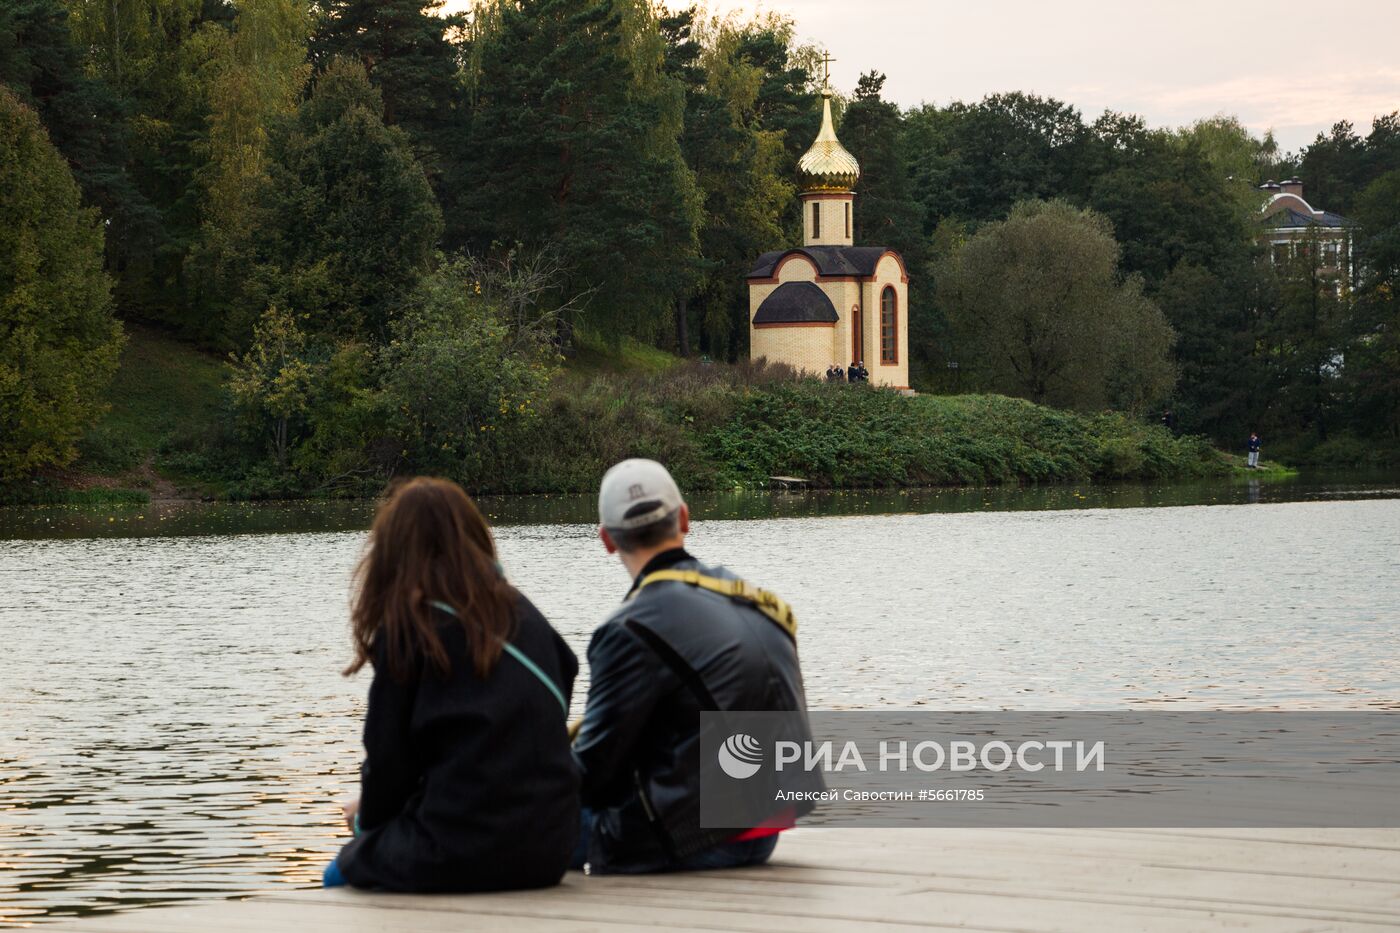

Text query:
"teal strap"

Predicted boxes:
[[428, 600, 567, 716], [500, 642, 568, 715]]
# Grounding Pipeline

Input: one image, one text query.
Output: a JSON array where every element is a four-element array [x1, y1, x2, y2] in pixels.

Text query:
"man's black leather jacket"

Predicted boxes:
[[573, 548, 815, 869]]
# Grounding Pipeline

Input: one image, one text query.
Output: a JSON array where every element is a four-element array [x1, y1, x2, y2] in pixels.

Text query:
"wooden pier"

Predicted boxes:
[[50, 826, 1400, 931]]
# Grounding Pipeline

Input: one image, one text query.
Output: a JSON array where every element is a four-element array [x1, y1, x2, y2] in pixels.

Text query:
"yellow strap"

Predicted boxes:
[[632, 569, 798, 641]]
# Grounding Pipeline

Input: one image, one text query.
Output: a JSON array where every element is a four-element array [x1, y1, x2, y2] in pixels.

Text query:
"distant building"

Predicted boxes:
[[745, 86, 909, 389], [1258, 178, 1355, 287]]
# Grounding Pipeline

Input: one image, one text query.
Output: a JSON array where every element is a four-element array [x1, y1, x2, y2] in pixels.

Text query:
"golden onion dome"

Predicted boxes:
[[797, 92, 860, 193]]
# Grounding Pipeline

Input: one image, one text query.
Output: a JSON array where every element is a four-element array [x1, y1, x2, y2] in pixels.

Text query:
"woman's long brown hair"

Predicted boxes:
[[346, 477, 514, 681]]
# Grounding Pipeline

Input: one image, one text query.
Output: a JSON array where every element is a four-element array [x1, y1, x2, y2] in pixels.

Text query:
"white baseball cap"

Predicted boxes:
[[598, 459, 684, 530]]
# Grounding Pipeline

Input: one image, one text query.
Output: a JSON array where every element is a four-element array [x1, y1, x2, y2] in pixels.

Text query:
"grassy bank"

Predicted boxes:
[[5, 330, 1240, 504], [493, 367, 1233, 495]]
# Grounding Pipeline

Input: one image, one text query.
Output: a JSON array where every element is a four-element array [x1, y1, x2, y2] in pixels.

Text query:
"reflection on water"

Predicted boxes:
[[1, 482, 1399, 924], [3, 471, 1399, 541]]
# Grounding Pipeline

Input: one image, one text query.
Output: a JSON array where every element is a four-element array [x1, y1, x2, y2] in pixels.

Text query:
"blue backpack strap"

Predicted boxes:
[[428, 600, 567, 716]]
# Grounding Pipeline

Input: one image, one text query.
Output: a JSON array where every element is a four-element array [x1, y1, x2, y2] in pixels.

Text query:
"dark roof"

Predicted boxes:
[[752, 281, 838, 325], [1262, 207, 1353, 229], [747, 246, 899, 279]]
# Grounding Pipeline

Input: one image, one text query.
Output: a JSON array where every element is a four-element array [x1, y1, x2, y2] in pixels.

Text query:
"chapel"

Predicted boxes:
[[746, 73, 909, 389]]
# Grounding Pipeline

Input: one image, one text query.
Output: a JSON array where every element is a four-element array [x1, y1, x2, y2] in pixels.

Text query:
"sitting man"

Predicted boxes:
[[571, 458, 814, 873]]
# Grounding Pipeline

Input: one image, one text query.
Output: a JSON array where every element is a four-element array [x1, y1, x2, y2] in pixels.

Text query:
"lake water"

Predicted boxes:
[[2, 475, 1399, 924]]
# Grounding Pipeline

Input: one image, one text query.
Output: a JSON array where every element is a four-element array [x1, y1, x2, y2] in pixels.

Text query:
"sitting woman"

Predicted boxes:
[[325, 477, 579, 892]]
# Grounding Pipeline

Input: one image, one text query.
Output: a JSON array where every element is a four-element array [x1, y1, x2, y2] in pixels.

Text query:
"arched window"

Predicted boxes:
[[880, 286, 898, 364], [812, 201, 821, 238], [844, 202, 851, 238]]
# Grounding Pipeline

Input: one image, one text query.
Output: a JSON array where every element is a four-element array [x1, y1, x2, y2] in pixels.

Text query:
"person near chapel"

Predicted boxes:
[[847, 360, 860, 383], [571, 459, 816, 873], [1247, 431, 1262, 469]]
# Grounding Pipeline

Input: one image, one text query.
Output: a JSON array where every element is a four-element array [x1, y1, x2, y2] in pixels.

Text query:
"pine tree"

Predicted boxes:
[[0, 0, 156, 287], [840, 72, 922, 260], [464, 0, 700, 342]]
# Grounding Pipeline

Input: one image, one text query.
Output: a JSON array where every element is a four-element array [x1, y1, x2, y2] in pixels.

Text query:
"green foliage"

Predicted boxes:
[[1087, 131, 1251, 289], [227, 305, 316, 466], [65, 0, 225, 326], [463, 0, 702, 342], [184, 0, 310, 345], [243, 57, 443, 340], [1348, 170, 1400, 439], [0, 88, 124, 480], [380, 258, 560, 481], [76, 424, 145, 474], [310, 0, 467, 242], [0, 484, 150, 506], [1157, 258, 1270, 441], [1299, 114, 1400, 216], [841, 72, 923, 263], [937, 199, 1176, 412], [571, 330, 683, 374], [659, 9, 809, 359], [703, 386, 1224, 489], [0, 0, 155, 255], [905, 92, 1090, 228], [84, 324, 227, 460]]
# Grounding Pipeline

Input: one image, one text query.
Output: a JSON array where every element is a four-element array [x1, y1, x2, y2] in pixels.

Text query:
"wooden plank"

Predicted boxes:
[[45, 828, 1400, 933]]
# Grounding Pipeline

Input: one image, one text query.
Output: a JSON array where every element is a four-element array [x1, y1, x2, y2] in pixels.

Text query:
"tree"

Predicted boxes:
[[904, 93, 1090, 228], [838, 70, 933, 376], [732, 18, 819, 204], [658, 8, 794, 359], [65, 0, 228, 324], [840, 72, 922, 261], [462, 0, 701, 342], [1300, 120, 1369, 216], [186, 0, 310, 345], [244, 57, 443, 341], [1347, 169, 1400, 439], [227, 305, 316, 467], [0, 89, 124, 480], [0, 0, 155, 264], [1158, 257, 1275, 441], [1088, 130, 1250, 291], [937, 199, 1175, 411], [1270, 231, 1349, 441], [1175, 115, 1277, 216], [310, 0, 466, 239], [380, 257, 560, 480]]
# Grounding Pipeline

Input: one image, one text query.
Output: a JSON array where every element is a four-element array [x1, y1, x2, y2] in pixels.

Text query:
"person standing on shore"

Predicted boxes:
[[571, 459, 816, 874], [326, 478, 579, 893], [1248, 432, 1262, 469]]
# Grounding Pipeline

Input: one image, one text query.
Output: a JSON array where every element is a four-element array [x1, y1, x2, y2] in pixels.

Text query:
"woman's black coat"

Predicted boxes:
[[335, 593, 580, 892]]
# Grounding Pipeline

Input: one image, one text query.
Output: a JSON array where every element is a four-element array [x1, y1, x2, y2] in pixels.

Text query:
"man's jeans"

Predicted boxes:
[[1248, 451, 1260, 467], [570, 807, 778, 874]]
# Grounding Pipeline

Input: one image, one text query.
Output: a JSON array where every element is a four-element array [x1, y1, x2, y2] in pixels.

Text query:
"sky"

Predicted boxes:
[[445, 0, 1400, 152]]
